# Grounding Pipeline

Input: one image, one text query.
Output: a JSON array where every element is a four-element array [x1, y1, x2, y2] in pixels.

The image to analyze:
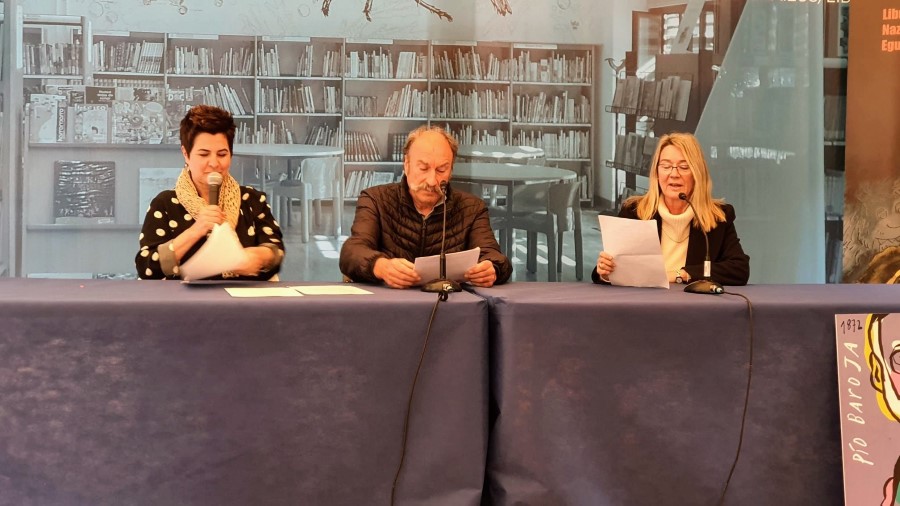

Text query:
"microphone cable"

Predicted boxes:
[[390, 293, 443, 506], [716, 290, 755, 506]]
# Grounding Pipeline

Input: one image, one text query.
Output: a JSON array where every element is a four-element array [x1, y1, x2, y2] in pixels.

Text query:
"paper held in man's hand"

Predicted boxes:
[[598, 215, 669, 288], [413, 247, 480, 285], [180, 223, 249, 281]]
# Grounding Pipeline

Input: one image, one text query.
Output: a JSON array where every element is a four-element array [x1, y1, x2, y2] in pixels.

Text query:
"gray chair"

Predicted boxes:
[[452, 180, 509, 253], [271, 156, 340, 243], [507, 180, 583, 281]]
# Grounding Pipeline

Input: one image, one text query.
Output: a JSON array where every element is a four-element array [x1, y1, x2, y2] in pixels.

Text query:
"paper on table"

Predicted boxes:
[[598, 215, 669, 288], [180, 223, 249, 281], [291, 285, 373, 295], [225, 287, 303, 297], [413, 247, 481, 285]]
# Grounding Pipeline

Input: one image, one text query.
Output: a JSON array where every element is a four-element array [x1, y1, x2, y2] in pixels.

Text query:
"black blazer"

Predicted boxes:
[[592, 201, 750, 285]]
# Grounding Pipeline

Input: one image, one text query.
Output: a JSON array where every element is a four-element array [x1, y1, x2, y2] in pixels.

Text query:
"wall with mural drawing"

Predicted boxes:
[[37, 0, 612, 45]]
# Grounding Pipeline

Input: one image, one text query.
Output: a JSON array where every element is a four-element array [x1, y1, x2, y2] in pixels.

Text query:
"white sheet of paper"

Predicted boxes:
[[413, 247, 481, 285], [598, 215, 669, 288], [180, 223, 249, 281], [225, 287, 304, 297], [291, 285, 374, 295]]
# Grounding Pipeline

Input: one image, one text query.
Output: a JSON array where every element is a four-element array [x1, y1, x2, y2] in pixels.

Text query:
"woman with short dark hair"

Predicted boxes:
[[135, 105, 284, 280]]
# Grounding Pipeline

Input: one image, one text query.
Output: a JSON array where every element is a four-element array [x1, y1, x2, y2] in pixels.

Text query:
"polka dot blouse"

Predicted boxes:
[[135, 187, 284, 280]]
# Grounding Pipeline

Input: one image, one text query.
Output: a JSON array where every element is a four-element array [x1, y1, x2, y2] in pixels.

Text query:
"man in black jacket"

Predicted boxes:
[[339, 126, 512, 288]]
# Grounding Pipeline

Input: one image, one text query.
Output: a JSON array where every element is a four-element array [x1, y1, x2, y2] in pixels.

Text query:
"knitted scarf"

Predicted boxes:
[[174, 168, 241, 229]]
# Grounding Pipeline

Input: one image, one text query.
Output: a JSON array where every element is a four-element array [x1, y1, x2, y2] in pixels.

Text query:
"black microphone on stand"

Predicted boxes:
[[678, 192, 724, 295], [422, 181, 462, 299], [207, 172, 223, 206]]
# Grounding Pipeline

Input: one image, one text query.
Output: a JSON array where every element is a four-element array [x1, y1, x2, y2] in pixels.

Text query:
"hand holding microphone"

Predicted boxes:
[[192, 172, 225, 235]]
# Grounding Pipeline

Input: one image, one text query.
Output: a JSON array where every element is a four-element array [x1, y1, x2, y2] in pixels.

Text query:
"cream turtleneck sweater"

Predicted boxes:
[[658, 201, 694, 283]]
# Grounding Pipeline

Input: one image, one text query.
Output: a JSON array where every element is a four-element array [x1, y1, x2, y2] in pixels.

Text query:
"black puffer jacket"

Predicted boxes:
[[340, 177, 512, 284]]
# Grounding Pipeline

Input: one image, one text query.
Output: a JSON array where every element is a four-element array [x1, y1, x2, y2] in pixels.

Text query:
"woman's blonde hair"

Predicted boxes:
[[625, 132, 725, 233]]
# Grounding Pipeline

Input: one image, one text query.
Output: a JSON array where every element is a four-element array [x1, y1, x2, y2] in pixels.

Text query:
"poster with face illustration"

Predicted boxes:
[[836, 314, 900, 506], [843, 0, 900, 283]]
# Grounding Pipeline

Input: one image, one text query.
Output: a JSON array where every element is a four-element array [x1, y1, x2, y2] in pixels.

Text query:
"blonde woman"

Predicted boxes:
[[594, 132, 749, 286]]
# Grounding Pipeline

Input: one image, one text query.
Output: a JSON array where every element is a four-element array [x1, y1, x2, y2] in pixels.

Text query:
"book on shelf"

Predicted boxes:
[[448, 125, 507, 146], [641, 136, 659, 175], [86, 86, 116, 104], [344, 95, 378, 117], [637, 80, 659, 117], [164, 87, 203, 143], [391, 133, 408, 161], [622, 76, 641, 113], [371, 171, 395, 186], [257, 43, 282, 77], [29, 94, 67, 143], [344, 131, 382, 162], [304, 123, 342, 146], [345, 170, 391, 197], [611, 78, 626, 110], [45, 84, 86, 105], [53, 161, 116, 224], [296, 44, 314, 77], [73, 104, 111, 144], [110, 100, 166, 144]]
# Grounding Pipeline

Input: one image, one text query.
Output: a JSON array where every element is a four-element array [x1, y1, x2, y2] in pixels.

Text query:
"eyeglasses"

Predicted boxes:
[[657, 163, 691, 175]]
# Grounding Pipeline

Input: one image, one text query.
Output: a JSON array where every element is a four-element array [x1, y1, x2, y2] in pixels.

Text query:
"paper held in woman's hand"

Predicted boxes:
[[598, 215, 669, 288], [180, 223, 249, 281]]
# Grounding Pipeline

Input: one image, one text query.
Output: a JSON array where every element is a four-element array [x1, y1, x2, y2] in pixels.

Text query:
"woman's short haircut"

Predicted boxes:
[[180, 105, 236, 153]]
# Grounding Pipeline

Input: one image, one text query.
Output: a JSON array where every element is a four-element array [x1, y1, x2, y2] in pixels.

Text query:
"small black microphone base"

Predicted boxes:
[[422, 278, 462, 295], [684, 279, 724, 295]]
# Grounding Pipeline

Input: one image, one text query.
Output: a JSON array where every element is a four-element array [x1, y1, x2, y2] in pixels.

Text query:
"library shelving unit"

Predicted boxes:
[[430, 40, 513, 149], [508, 42, 595, 203], [341, 38, 429, 198], [13, 20, 599, 276]]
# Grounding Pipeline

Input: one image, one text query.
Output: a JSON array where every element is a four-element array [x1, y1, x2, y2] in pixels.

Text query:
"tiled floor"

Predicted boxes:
[[278, 201, 605, 283]]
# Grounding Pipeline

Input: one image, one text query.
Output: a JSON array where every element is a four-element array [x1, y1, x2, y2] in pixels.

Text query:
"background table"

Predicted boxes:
[[0, 279, 488, 506], [472, 282, 900, 506], [232, 144, 345, 236], [457, 144, 545, 163]]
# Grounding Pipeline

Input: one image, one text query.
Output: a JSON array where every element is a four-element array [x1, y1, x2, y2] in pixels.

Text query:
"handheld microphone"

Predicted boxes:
[[422, 180, 461, 299], [678, 192, 724, 295], [207, 172, 223, 206]]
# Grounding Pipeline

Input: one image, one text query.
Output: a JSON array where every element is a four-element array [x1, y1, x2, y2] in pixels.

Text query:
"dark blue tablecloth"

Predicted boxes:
[[0, 279, 489, 506], [471, 283, 900, 506]]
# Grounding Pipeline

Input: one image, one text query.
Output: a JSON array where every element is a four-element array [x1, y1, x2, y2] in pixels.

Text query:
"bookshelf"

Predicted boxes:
[[432, 40, 597, 203], [341, 38, 429, 198], [14, 23, 599, 275], [604, 4, 721, 211]]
